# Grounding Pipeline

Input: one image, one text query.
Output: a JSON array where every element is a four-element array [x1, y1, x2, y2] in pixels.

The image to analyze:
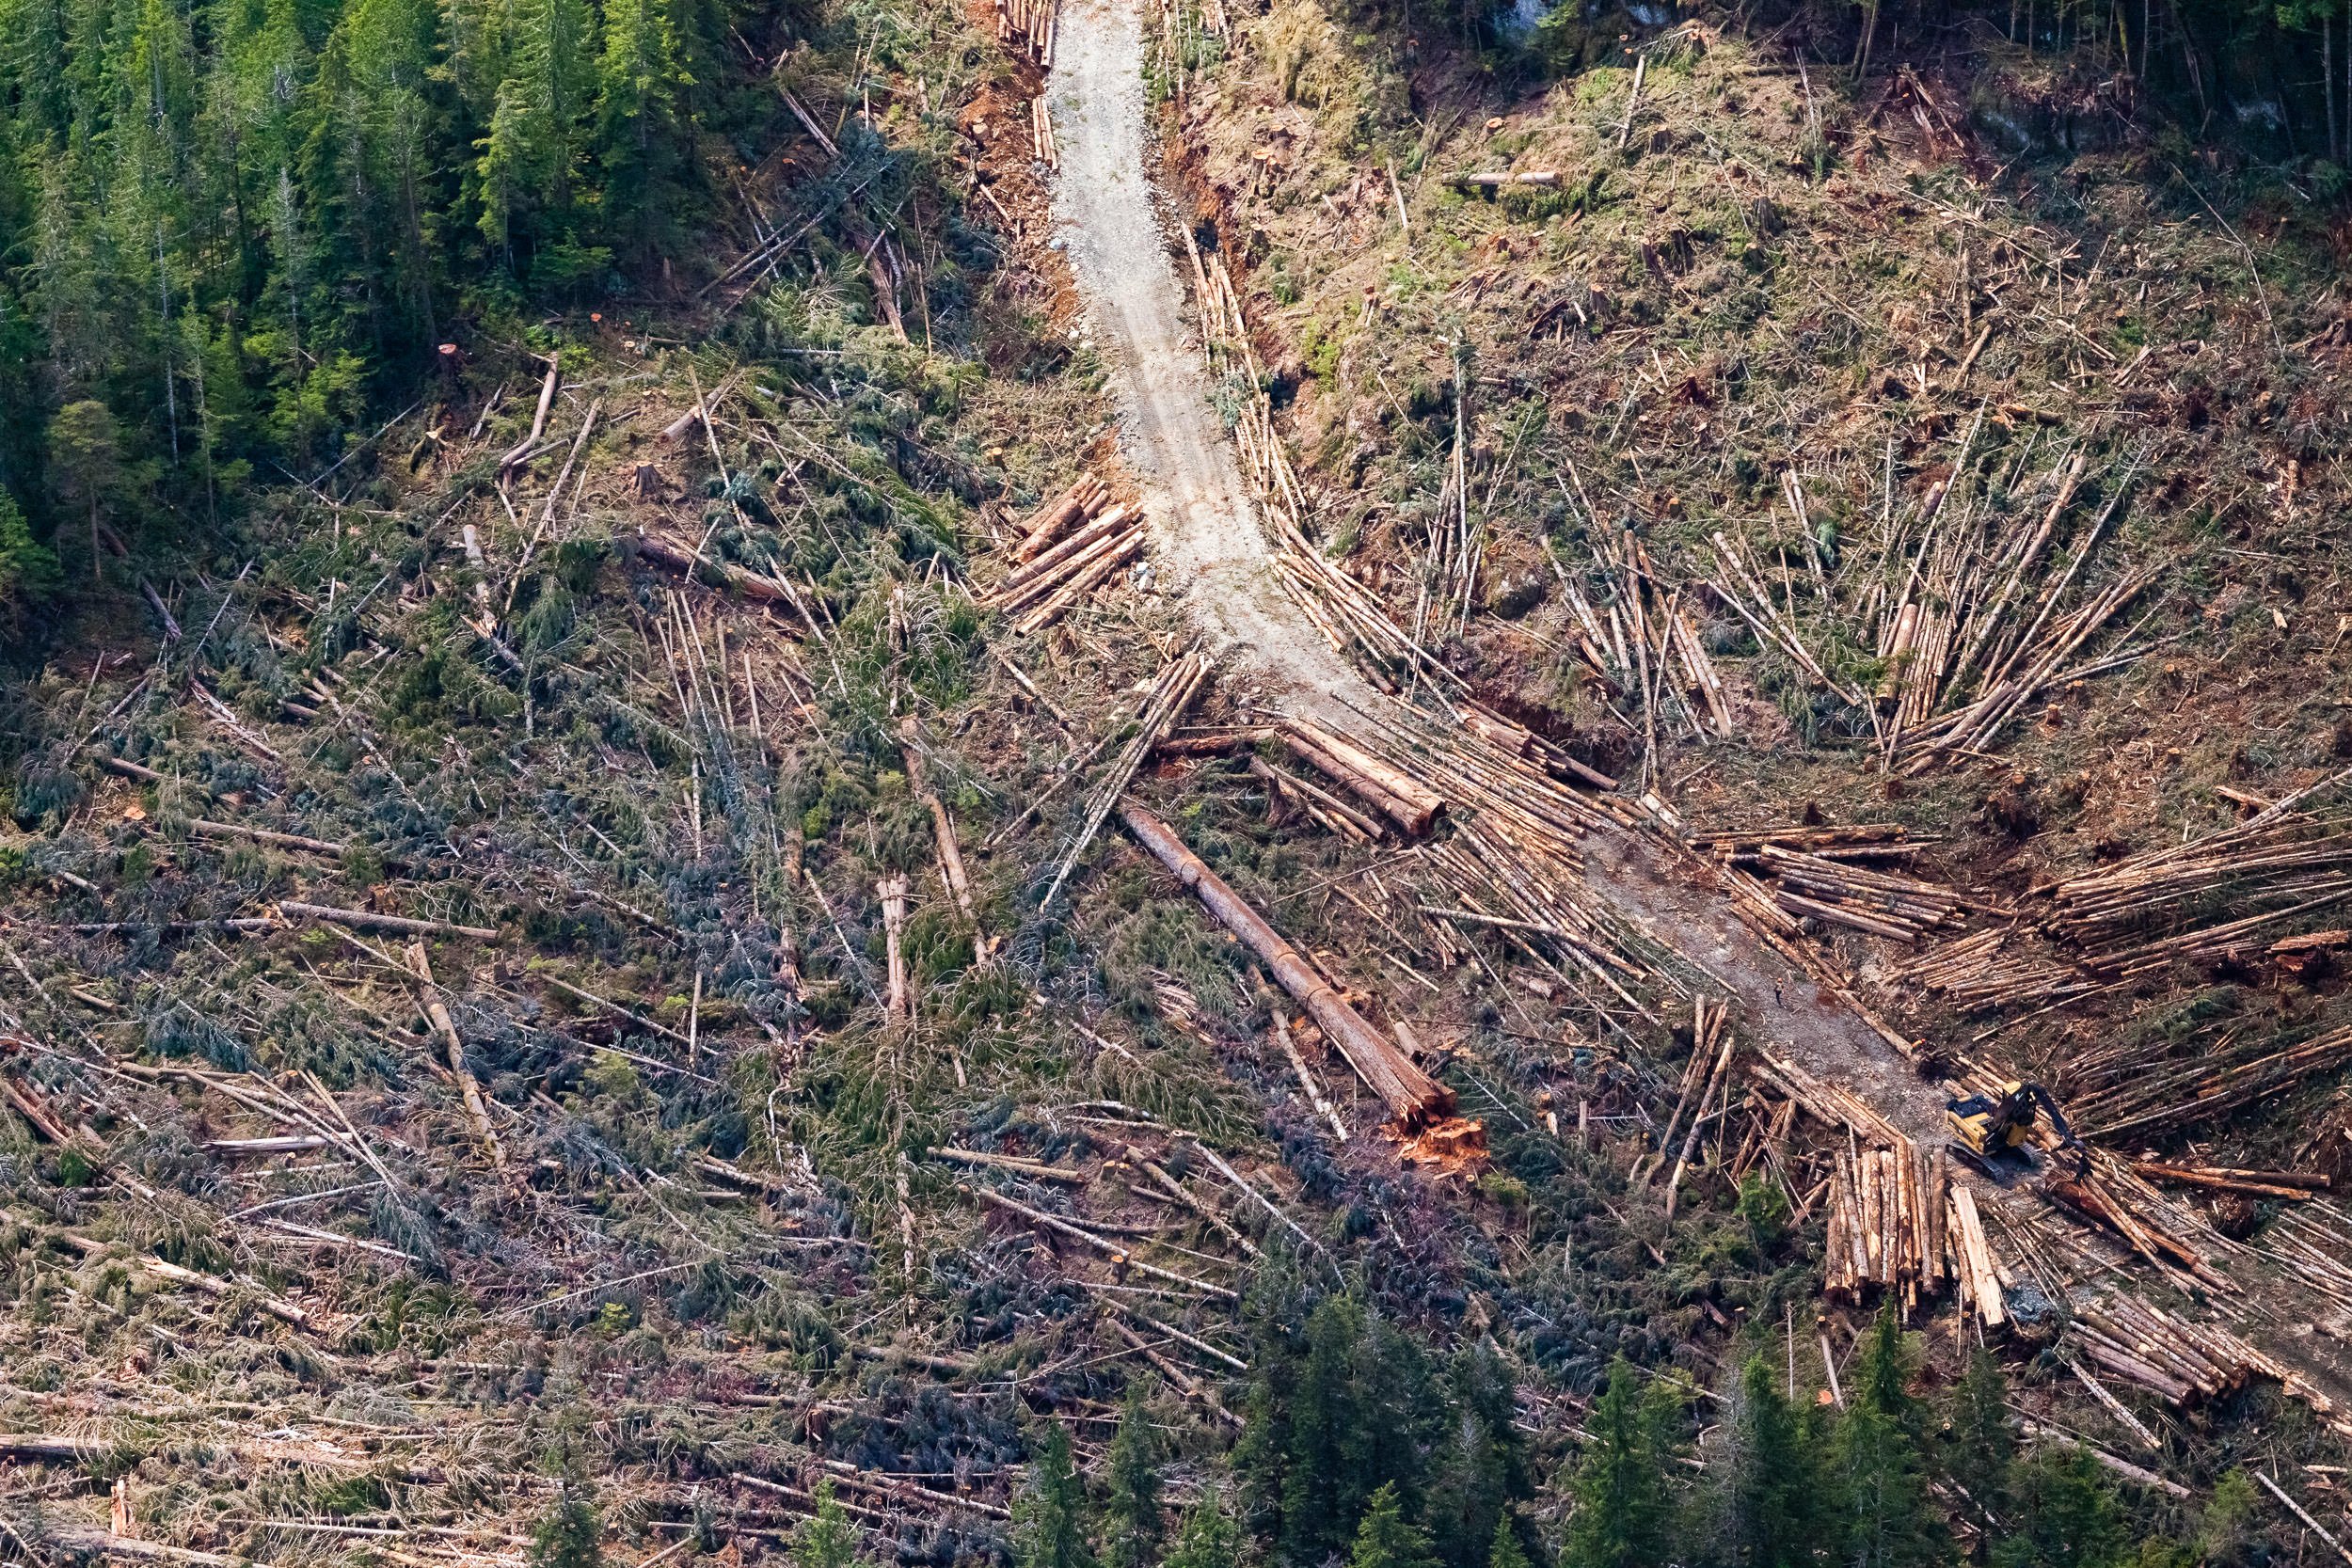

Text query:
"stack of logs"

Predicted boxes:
[[1749, 1050, 1906, 1147], [2061, 1022, 2352, 1143], [1695, 824, 1966, 944], [984, 474, 1142, 634], [1756, 844, 1970, 943], [1894, 927, 2096, 1010], [2071, 1293, 2292, 1408], [1822, 1140, 1947, 1305], [1276, 700, 1665, 1004], [1030, 96, 1058, 171], [1643, 996, 1735, 1217], [1753, 1050, 2013, 1329], [1281, 716, 1445, 837], [1820, 1136, 2016, 1330], [2039, 802, 2352, 981], [997, 0, 1056, 62]]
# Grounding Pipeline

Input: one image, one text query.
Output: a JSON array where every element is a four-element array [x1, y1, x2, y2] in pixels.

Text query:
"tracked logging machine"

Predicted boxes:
[[1945, 1080, 2090, 1176]]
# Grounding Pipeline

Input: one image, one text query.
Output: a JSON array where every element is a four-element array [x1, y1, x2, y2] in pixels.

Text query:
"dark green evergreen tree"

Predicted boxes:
[[593, 0, 686, 264], [1830, 1311, 1943, 1568], [1015, 1423, 1098, 1568], [1431, 1342, 1534, 1568], [0, 489, 60, 637], [1940, 1350, 2013, 1552], [1995, 1447, 2125, 1568], [1564, 1357, 1679, 1568], [1719, 1354, 1824, 1568], [1279, 1293, 1371, 1564], [1103, 1389, 1166, 1568], [48, 398, 126, 581], [1350, 1484, 1439, 1568], [529, 1483, 603, 1568], [1230, 1250, 1311, 1546], [1357, 1314, 1438, 1523], [1232, 1349, 1296, 1546]]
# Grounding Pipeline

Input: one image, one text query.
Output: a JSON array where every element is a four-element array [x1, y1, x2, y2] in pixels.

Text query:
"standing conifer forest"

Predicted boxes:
[[4, 0, 2352, 1552]]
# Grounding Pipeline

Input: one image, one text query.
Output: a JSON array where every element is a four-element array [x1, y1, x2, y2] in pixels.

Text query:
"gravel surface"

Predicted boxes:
[[1047, 0, 1359, 708]]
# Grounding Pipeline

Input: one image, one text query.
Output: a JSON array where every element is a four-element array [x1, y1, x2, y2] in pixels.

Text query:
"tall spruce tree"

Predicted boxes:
[[1431, 1342, 1534, 1568], [1279, 1294, 1371, 1564], [1350, 1484, 1439, 1568], [1941, 1349, 2013, 1553], [1719, 1354, 1824, 1568], [1102, 1390, 1165, 1568], [48, 398, 125, 580], [1014, 1423, 1098, 1568], [593, 0, 684, 263], [1565, 1358, 1679, 1568], [1357, 1315, 1438, 1524], [1830, 1311, 1943, 1568]]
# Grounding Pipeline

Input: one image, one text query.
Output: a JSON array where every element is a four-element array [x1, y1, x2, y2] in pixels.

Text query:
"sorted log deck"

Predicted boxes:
[[2067, 1023, 2352, 1141], [1821, 1138, 1951, 1306], [1947, 1184, 2009, 1329], [1687, 822, 1923, 859]]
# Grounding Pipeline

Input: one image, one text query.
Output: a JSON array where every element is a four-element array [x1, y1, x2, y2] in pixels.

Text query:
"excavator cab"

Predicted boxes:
[[1945, 1080, 2090, 1176]]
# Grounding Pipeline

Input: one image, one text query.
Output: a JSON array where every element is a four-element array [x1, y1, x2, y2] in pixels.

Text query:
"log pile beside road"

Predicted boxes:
[[1822, 1140, 1948, 1307], [1893, 927, 2097, 1010], [1756, 844, 1968, 943], [2070, 1293, 2294, 1409], [981, 475, 1143, 634], [2061, 1022, 2352, 1141], [997, 0, 1056, 61]]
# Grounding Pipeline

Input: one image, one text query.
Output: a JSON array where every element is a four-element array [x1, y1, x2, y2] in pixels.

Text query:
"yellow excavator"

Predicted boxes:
[[1945, 1080, 2090, 1176]]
